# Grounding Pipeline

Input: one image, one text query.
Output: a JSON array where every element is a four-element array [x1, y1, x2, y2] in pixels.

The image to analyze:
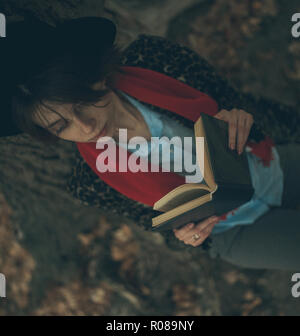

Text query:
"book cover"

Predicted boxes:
[[151, 114, 254, 232]]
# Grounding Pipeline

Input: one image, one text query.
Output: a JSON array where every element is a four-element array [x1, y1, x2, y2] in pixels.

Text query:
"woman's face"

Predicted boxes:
[[33, 81, 118, 143]]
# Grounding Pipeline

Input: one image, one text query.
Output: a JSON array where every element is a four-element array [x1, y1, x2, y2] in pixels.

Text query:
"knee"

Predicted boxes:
[[208, 226, 243, 260]]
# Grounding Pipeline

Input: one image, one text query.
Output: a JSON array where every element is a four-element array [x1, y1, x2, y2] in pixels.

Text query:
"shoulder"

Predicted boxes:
[[119, 34, 240, 110], [121, 33, 189, 57], [120, 34, 213, 82], [120, 34, 179, 70]]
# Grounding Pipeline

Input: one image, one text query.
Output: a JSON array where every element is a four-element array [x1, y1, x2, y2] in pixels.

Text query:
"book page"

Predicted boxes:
[[194, 117, 217, 191], [153, 183, 211, 212]]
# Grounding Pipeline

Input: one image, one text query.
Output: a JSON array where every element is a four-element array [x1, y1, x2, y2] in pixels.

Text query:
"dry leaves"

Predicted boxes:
[[77, 215, 111, 248], [172, 283, 203, 316], [0, 193, 36, 309], [223, 270, 250, 285], [110, 224, 140, 278], [33, 280, 113, 316], [187, 0, 278, 75]]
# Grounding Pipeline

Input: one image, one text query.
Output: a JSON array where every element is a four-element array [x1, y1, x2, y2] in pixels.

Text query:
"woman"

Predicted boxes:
[[3, 17, 300, 270]]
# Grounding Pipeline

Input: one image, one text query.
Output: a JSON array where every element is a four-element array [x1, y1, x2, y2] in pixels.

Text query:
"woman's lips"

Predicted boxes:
[[90, 124, 107, 142]]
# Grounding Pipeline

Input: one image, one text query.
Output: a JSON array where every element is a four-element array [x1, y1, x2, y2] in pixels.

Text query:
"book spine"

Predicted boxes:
[[152, 201, 215, 232]]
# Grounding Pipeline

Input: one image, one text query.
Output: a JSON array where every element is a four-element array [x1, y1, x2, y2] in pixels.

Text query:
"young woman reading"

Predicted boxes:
[[2, 17, 300, 270]]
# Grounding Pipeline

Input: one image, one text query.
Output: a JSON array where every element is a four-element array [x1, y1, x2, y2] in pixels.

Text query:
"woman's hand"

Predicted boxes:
[[172, 216, 219, 247], [214, 108, 254, 154]]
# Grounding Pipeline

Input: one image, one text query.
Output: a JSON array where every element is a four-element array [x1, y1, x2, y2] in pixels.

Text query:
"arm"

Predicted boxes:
[[66, 33, 299, 255], [122, 34, 300, 145], [66, 149, 212, 252]]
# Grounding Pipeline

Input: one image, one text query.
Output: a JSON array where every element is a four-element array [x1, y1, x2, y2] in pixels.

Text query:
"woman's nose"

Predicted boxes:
[[73, 115, 96, 134]]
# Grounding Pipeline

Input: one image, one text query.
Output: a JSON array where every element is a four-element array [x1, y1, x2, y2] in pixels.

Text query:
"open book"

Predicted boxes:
[[151, 113, 254, 232]]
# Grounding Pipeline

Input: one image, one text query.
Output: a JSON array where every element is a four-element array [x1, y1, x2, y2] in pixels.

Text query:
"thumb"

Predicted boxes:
[[214, 112, 223, 120]]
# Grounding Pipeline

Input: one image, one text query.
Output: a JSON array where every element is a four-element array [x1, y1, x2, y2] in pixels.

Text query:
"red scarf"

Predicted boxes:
[[76, 66, 273, 207]]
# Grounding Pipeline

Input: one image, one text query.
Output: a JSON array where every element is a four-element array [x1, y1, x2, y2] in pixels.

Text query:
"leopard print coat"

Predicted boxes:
[[66, 34, 300, 254]]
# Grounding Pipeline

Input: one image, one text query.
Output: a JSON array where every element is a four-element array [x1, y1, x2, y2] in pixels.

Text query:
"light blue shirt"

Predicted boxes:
[[118, 90, 284, 234]]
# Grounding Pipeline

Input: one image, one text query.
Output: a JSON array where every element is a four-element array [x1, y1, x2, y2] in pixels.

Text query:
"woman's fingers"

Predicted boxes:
[[215, 108, 254, 153], [228, 117, 237, 149], [187, 219, 217, 247], [237, 113, 254, 154], [214, 109, 236, 150], [173, 216, 219, 247], [173, 222, 194, 239], [221, 108, 254, 154], [237, 114, 247, 154]]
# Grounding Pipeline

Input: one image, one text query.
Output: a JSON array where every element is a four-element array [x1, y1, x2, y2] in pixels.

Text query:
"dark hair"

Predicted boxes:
[[11, 42, 123, 144]]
